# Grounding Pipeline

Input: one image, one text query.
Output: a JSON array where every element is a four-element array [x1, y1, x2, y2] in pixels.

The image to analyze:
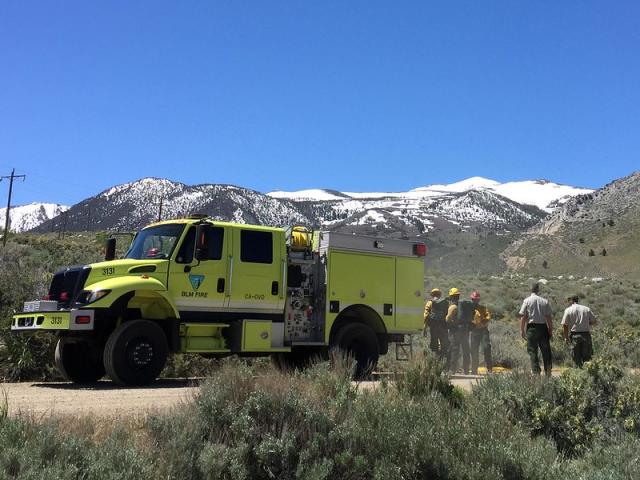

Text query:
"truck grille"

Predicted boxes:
[[48, 266, 91, 308]]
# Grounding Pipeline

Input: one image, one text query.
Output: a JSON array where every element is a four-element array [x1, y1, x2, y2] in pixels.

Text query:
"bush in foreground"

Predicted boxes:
[[1, 358, 640, 478]]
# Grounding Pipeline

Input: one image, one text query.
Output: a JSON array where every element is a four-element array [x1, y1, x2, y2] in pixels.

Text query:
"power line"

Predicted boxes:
[[1, 168, 27, 246]]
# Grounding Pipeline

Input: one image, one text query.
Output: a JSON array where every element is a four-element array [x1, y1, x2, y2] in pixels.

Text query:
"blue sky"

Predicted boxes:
[[1, 1, 639, 206]]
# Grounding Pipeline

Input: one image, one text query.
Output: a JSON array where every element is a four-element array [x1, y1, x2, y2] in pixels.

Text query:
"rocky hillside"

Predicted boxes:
[[502, 172, 640, 279]]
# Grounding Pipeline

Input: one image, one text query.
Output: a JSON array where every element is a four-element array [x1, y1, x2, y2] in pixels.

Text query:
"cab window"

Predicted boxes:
[[240, 230, 273, 264], [125, 224, 184, 260], [175, 228, 195, 264], [176, 226, 224, 264]]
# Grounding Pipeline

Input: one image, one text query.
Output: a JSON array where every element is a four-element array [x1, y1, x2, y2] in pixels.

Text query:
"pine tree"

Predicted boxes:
[[601, 248, 607, 256], [588, 249, 595, 257]]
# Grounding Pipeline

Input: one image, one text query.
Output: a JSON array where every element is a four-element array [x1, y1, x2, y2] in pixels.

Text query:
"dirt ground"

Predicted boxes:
[[1, 375, 484, 419], [1, 379, 200, 419]]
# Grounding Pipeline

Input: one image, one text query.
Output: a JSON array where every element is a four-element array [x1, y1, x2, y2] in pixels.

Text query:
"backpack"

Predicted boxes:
[[429, 298, 449, 327], [456, 299, 475, 328]]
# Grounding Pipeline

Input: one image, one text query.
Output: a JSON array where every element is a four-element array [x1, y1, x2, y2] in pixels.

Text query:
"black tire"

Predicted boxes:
[[271, 349, 324, 372], [55, 337, 105, 383], [331, 323, 380, 380], [104, 320, 168, 386]]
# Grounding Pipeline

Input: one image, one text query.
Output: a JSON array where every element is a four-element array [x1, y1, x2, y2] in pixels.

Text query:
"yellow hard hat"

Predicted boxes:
[[448, 287, 460, 296], [430, 288, 441, 295]]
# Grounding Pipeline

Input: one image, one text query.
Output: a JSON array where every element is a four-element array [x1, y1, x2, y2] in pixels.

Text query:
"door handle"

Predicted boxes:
[[217, 278, 225, 293], [271, 281, 279, 296], [227, 255, 234, 297]]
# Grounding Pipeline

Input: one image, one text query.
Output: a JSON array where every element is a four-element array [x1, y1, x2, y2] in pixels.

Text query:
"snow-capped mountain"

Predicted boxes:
[[269, 177, 593, 213], [0, 203, 69, 232], [266, 177, 591, 237], [27, 176, 592, 240], [35, 178, 310, 232]]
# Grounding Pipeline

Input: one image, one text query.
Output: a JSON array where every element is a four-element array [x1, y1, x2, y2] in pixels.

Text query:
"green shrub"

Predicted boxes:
[[393, 353, 462, 406], [474, 359, 639, 457]]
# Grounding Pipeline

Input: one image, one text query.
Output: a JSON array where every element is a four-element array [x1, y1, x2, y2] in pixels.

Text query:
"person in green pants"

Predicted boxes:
[[423, 288, 450, 362], [519, 283, 553, 376], [447, 288, 472, 374], [469, 290, 492, 375], [561, 295, 597, 368]]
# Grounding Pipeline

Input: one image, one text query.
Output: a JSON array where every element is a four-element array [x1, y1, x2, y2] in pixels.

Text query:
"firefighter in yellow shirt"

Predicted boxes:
[[446, 287, 471, 374], [423, 288, 449, 361], [469, 290, 493, 374]]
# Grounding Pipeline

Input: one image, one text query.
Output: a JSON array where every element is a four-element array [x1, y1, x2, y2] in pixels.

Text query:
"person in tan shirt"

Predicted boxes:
[[561, 295, 597, 368], [519, 282, 553, 376]]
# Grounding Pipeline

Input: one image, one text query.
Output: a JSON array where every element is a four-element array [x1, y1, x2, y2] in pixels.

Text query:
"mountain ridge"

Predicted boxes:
[[502, 171, 640, 278]]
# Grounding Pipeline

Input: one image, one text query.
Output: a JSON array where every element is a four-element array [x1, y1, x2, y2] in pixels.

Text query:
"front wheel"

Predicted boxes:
[[104, 320, 168, 386], [55, 338, 105, 383], [331, 323, 380, 380]]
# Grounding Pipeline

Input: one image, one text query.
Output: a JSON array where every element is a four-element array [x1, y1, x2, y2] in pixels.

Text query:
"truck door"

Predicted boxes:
[[168, 225, 229, 315], [227, 228, 284, 314]]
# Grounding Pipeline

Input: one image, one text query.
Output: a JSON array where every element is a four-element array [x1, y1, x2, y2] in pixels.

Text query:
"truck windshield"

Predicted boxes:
[[125, 224, 185, 260]]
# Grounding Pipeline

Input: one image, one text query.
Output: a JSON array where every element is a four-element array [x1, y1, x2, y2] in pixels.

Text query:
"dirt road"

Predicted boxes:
[[1, 379, 200, 419], [1, 375, 483, 419]]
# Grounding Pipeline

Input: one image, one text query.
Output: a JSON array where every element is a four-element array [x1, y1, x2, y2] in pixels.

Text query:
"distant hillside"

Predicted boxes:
[[502, 172, 640, 279]]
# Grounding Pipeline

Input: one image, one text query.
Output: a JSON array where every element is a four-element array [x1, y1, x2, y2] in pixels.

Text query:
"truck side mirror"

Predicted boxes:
[[105, 238, 116, 261], [194, 225, 208, 261]]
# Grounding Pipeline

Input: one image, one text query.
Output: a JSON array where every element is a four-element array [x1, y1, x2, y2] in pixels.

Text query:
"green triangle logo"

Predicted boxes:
[[189, 274, 205, 291]]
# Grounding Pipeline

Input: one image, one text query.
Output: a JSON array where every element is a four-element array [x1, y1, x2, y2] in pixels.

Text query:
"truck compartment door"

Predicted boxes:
[[394, 257, 424, 331], [328, 252, 395, 326]]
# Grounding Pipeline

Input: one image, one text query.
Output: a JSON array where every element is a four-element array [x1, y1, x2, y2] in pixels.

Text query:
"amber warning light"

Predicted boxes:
[[414, 243, 427, 257]]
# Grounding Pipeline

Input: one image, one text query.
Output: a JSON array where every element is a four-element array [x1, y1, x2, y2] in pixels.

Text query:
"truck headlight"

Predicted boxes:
[[86, 290, 111, 304]]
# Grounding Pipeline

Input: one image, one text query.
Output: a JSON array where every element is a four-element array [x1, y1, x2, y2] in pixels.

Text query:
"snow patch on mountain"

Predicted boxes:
[[491, 180, 593, 212], [0, 203, 69, 232], [268, 176, 592, 212], [268, 189, 347, 201]]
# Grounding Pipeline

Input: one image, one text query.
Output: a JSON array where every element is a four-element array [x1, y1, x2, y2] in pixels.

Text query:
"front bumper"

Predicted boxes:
[[12, 309, 95, 332]]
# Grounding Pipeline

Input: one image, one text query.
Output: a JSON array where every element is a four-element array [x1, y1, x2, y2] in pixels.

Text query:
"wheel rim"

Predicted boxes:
[[125, 337, 155, 370]]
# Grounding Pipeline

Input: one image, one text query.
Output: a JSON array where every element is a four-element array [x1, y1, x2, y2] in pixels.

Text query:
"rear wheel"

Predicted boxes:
[[331, 323, 380, 380], [104, 320, 168, 386], [271, 349, 324, 372], [55, 338, 105, 383]]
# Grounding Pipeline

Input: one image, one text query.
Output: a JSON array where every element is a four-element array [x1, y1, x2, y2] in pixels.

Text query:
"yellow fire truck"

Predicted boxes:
[[12, 216, 425, 385]]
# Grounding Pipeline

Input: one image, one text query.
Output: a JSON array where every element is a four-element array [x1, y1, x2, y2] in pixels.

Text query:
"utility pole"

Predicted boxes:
[[1, 168, 26, 246], [59, 211, 68, 239], [152, 195, 164, 222]]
